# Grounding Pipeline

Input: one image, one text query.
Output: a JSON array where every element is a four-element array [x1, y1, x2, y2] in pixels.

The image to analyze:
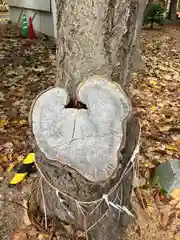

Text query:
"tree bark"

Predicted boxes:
[[29, 1, 146, 239], [144, 0, 154, 20], [56, 0, 146, 90], [32, 117, 140, 240], [168, 0, 178, 20]]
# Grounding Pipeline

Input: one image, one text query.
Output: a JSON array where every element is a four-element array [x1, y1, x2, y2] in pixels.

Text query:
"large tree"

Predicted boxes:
[[168, 0, 178, 20], [144, 0, 154, 19], [29, 1, 146, 239]]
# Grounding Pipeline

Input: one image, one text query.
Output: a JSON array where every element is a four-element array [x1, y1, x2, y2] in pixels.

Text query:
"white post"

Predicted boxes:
[[51, 0, 57, 38]]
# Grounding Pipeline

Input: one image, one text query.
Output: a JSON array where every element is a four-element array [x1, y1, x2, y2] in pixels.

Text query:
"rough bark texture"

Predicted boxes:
[[144, 0, 154, 19], [30, 1, 146, 239], [34, 117, 140, 240], [168, 0, 178, 20], [56, 0, 146, 90]]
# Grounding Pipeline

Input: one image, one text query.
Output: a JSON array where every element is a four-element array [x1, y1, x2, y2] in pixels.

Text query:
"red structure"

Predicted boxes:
[[28, 17, 36, 39]]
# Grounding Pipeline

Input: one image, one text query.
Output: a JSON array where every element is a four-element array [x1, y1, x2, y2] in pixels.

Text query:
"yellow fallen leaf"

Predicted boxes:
[[7, 163, 16, 172], [18, 119, 28, 126], [38, 234, 50, 240], [170, 188, 180, 201], [151, 105, 156, 111], [0, 119, 8, 128], [132, 72, 137, 77], [11, 120, 18, 125], [144, 162, 155, 168], [0, 155, 8, 162], [150, 79, 157, 85], [146, 205, 154, 214], [146, 205, 157, 220], [166, 145, 177, 151]]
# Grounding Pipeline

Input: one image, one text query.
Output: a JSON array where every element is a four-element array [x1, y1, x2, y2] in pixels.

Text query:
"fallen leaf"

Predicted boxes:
[[144, 162, 155, 168], [32, 66, 46, 72], [0, 119, 8, 128], [146, 205, 155, 215], [0, 155, 8, 162], [151, 105, 157, 111], [6, 163, 16, 172], [166, 145, 177, 151], [18, 119, 28, 126], [38, 233, 50, 240], [17, 155, 24, 162], [170, 189, 180, 201], [150, 79, 157, 85], [3, 142, 13, 150], [159, 125, 171, 132], [12, 231, 27, 240]]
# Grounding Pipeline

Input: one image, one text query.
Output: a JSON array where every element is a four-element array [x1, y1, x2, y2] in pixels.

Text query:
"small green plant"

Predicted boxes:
[[144, 3, 166, 28]]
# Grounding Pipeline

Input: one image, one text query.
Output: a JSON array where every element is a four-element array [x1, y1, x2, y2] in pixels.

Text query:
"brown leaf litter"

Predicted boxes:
[[0, 24, 56, 170], [125, 25, 180, 240]]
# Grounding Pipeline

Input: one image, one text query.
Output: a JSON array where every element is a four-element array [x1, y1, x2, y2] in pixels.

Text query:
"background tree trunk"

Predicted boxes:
[[144, 0, 154, 20], [168, 0, 178, 20], [30, 1, 146, 240]]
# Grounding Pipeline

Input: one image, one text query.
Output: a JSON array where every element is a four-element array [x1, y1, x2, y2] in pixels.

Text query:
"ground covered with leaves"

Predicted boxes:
[[0, 24, 56, 170], [0, 0, 8, 12], [0, 23, 180, 239], [126, 25, 180, 240]]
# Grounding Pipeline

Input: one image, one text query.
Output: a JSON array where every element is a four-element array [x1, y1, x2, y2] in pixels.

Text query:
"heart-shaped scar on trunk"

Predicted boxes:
[[30, 75, 131, 182]]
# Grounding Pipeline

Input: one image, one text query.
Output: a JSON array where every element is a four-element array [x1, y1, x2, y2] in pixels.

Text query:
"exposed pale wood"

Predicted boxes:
[[31, 76, 131, 182], [32, 117, 140, 240]]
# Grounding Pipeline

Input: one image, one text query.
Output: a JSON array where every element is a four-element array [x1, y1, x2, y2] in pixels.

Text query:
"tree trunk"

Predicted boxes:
[[150, 20, 154, 28], [56, 0, 146, 90], [144, 0, 154, 20], [168, 0, 178, 20], [29, 1, 146, 240]]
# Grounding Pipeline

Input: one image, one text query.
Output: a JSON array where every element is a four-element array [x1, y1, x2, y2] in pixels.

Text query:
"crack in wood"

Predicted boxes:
[[104, 0, 116, 64]]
